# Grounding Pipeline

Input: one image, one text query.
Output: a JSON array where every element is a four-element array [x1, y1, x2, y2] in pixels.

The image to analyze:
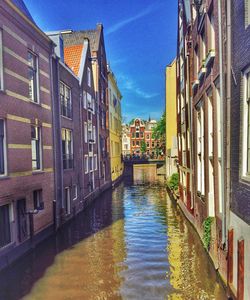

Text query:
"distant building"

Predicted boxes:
[[122, 125, 130, 156], [130, 119, 145, 155], [108, 66, 123, 183], [165, 59, 177, 178], [129, 118, 158, 156]]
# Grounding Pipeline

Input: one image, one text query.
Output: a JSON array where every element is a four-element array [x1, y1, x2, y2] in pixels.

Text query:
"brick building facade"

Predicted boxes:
[[228, 1, 250, 299], [0, 0, 54, 269]]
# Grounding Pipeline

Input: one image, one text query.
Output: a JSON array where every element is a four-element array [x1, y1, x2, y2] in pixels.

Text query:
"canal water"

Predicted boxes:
[[0, 167, 226, 300]]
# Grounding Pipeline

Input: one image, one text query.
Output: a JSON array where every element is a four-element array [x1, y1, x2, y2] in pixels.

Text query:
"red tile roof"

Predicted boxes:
[[64, 44, 83, 76]]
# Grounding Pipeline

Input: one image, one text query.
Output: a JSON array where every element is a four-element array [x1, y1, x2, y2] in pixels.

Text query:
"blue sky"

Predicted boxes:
[[25, 0, 177, 122]]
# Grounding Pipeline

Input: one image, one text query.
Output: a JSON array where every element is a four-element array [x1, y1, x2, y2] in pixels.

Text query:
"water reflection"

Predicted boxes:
[[0, 167, 226, 300]]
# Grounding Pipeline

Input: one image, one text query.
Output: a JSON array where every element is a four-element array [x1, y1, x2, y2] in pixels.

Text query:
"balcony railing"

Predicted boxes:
[[63, 154, 74, 169]]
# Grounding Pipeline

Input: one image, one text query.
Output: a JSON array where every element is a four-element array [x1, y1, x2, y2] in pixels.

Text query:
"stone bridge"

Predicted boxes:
[[123, 159, 166, 179]]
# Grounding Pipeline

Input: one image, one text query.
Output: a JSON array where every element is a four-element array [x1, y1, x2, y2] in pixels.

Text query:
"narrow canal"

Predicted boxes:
[[0, 168, 226, 300]]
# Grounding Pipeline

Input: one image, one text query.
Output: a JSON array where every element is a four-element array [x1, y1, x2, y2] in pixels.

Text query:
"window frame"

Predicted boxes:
[[33, 190, 44, 210], [84, 155, 89, 174], [0, 119, 7, 176], [0, 204, 12, 248], [242, 68, 250, 180], [28, 51, 39, 103], [87, 67, 91, 87], [60, 81, 72, 119], [31, 125, 42, 171], [0, 30, 4, 91], [61, 128, 73, 170]]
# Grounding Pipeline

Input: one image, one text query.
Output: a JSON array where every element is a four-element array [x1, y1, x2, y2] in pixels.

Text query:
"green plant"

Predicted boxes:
[[140, 140, 147, 154], [202, 217, 214, 250], [168, 173, 179, 191]]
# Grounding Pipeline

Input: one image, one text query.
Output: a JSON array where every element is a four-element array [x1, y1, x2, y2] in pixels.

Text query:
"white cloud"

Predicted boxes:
[[118, 74, 159, 100], [106, 4, 160, 35]]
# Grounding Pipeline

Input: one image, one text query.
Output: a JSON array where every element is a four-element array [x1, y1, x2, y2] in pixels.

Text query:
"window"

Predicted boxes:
[[73, 185, 77, 201], [0, 120, 6, 175], [28, 51, 39, 103], [89, 156, 93, 172], [84, 122, 87, 143], [83, 91, 87, 109], [33, 190, 43, 210], [94, 154, 98, 170], [64, 187, 71, 215], [196, 100, 205, 196], [242, 70, 250, 178], [152, 142, 155, 147], [0, 30, 3, 91], [60, 82, 72, 119], [136, 132, 139, 138], [245, 0, 250, 27], [93, 126, 96, 143], [136, 141, 139, 146], [61, 128, 73, 169], [0, 204, 11, 248], [31, 126, 41, 170], [208, 13, 215, 50], [87, 67, 91, 87], [200, 28, 206, 66], [84, 155, 88, 174]]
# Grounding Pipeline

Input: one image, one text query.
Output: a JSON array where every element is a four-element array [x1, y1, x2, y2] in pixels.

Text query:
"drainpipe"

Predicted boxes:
[[226, 0, 231, 247], [49, 52, 59, 231], [218, 0, 226, 246]]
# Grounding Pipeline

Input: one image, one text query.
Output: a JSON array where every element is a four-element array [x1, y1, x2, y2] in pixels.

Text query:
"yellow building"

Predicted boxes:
[[165, 59, 177, 178], [108, 66, 123, 183]]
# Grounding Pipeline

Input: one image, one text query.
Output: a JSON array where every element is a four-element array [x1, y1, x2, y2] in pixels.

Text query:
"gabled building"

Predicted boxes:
[[190, 0, 228, 279], [0, 0, 54, 269], [176, 0, 193, 217], [122, 124, 130, 156], [62, 24, 111, 189], [108, 65, 123, 183], [165, 58, 178, 178]]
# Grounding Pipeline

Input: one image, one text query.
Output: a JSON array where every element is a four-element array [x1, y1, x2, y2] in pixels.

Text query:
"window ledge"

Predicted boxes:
[[0, 175, 10, 180], [61, 115, 73, 121], [32, 170, 44, 175], [240, 175, 250, 184], [30, 100, 41, 107]]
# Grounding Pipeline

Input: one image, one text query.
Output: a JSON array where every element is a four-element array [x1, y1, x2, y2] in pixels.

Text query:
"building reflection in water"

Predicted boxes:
[[0, 165, 226, 300]]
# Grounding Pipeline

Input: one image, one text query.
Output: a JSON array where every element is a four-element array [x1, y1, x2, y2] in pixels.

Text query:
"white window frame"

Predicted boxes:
[[84, 155, 89, 174], [87, 67, 91, 87], [31, 125, 42, 171], [73, 184, 78, 201], [84, 122, 87, 143], [28, 50, 39, 103], [0, 30, 4, 91], [94, 154, 98, 170], [83, 91, 87, 109], [242, 68, 250, 180]]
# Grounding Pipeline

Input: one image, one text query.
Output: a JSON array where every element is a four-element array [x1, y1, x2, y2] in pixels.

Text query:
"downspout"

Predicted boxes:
[[50, 52, 61, 231], [218, 0, 226, 245], [79, 89, 84, 199], [226, 0, 231, 246]]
